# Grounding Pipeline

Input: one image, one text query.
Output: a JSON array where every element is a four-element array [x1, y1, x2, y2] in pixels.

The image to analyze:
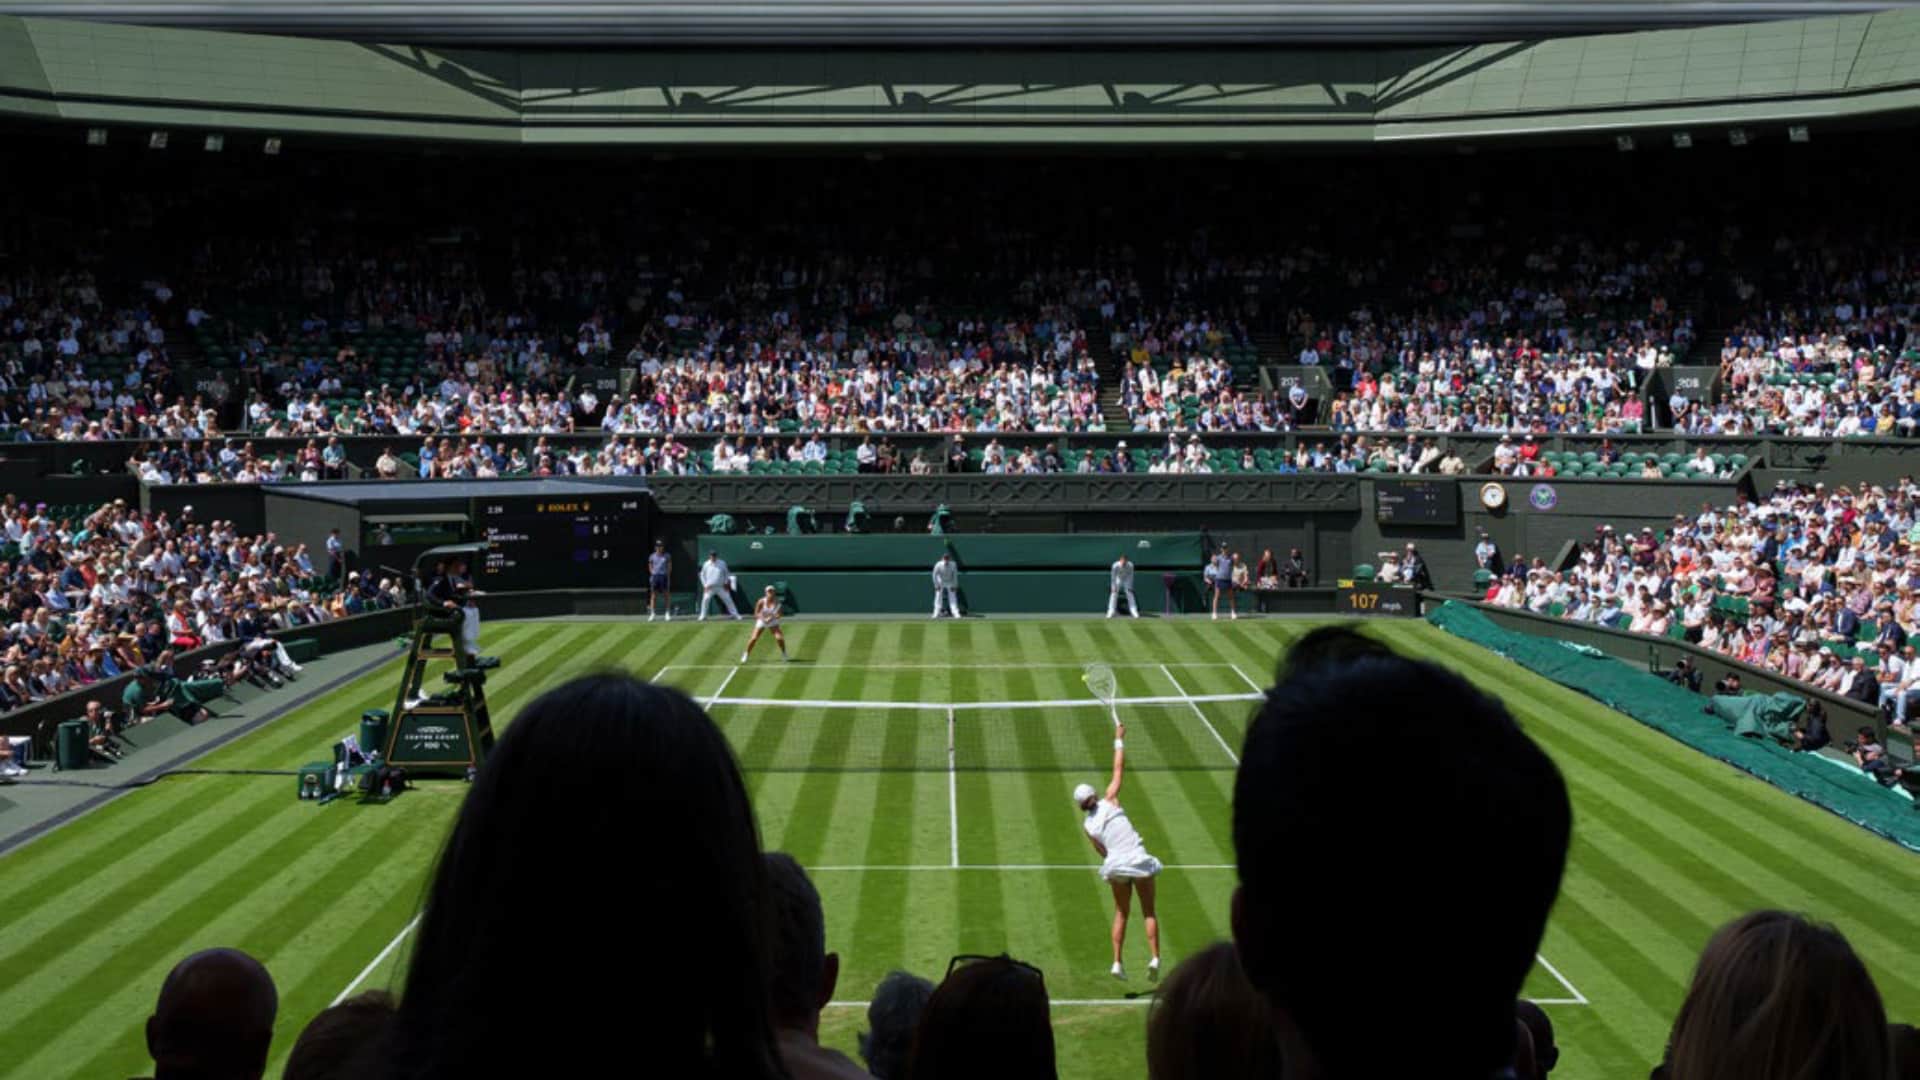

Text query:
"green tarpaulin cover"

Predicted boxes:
[[1427, 601, 1920, 852]]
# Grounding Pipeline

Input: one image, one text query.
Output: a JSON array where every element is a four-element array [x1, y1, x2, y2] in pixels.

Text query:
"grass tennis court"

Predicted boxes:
[[6, 616, 1920, 1079]]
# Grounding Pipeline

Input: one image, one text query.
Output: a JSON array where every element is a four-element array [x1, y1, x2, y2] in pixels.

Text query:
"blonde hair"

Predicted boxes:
[[1146, 942, 1278, 1080], [1666, 910, 1888, 1080]]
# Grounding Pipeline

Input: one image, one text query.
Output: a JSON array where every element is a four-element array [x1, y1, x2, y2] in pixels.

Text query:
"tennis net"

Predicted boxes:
[[706, 694, 1256, 773]]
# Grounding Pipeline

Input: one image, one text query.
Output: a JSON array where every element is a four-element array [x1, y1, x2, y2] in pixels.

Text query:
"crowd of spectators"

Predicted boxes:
[[1482, 478, 1920, 722], [130, 633, 1910, 1080], [0, 493, 402, 721], [1704, 232, 1920, 437], [8, 139, 1920, 452]]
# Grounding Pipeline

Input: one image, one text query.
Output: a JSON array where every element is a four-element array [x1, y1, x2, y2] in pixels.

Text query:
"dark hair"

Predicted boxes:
[[1234, 626, 1570, 1078], [1146, 941, 1279, 1080], [763, 852, 827, 1027], [909, 957, 1057, 1080], [378, 675, 782, 1080], [1665, 911, 1889, 1080], [1890, 1023, 1920, 1080], [283, 991, 396, 1080], [860, 971, 935, 1080], [1515, 1000, 1558, 1078]]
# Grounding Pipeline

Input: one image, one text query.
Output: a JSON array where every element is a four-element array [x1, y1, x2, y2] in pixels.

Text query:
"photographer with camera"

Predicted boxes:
[[1665, 657, 1704, 693]]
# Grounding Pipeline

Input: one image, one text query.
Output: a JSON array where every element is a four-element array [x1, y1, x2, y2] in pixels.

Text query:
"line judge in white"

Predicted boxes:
[[697, 550, 742, 621], [930, 552, 962, 619], [1107, 552, 1140, 618], [1073, 721, 1164, 981]]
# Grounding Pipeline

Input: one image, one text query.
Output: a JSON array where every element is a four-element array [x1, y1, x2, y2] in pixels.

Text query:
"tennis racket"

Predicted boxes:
[[1082, 663, 1120, 729]]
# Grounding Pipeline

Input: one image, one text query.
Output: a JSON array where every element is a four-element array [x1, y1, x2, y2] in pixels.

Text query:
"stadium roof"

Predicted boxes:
[[5, 7, 1920, 144], [0, 0, 1906, 45]]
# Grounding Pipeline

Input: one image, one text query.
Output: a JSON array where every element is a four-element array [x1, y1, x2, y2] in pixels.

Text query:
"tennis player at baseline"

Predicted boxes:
[[1074, 721, 1164, 981]]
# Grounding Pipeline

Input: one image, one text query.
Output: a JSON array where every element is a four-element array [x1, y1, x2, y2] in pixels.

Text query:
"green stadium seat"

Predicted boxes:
[[1351, 564, 1376, 582]]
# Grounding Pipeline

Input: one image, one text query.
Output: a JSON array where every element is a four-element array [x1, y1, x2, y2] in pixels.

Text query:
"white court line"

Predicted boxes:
[[704, 666, 740, 709], [652, 664, 675, 680], [806, 864, 1236, 871], [662, 662, 1244, 671], [1159, 664, 1240, 765], [947, 706, 959, 868], [1229, 663, 1266, 693], [334, 913, 420, 1006], [707, 692, 1263, 712], [1534, 951, 1591, 1005]]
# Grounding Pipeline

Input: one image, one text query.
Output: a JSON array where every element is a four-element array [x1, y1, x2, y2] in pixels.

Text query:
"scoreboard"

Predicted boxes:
[[1373, 478, 1460, 526], [470, 495, 649, 589]]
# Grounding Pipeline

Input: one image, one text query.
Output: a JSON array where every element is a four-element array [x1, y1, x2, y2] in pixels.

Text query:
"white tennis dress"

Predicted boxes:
[[1084, 799, 1163, 881], [755, 599, 781, 629]]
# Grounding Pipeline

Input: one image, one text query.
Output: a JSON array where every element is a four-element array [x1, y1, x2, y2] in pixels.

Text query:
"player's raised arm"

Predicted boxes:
[[1105, 721, 1126, 802]]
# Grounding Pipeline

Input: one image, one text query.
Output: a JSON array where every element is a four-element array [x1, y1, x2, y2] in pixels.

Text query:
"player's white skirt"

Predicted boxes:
[[755, 617, 781, 630], [1100, 848, 1164, 882]]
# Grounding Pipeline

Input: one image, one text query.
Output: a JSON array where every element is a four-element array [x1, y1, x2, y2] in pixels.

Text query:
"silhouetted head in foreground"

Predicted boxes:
[[1233, 626, 1571, 1080], [909, 954, 1057, 1080], [380, 674, 781, 1080], [146, 947, 278, 1080]]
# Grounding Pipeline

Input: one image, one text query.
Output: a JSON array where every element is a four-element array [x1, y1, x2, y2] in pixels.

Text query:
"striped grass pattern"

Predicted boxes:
[[3, 617, 1919, 1080]]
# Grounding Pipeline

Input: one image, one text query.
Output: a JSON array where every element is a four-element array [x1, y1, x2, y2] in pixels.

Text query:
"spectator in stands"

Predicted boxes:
[[1659, 911, 1888, 1080], [1283, 548, 1309, 588], [1145, 941, 1279, 1080], [859, 972, 933, 1080], [1841, 655, 1880, 707], [0, 735, 26, 778], [763, 852, 867, 1080], [1514, 1000, 1558, 1080], [283, 991, 396, 1080], [1253, 549, 1280, 590], [1233, 627, 1570, 1080], [374, 676, 784, 1080], [144, 947, 278, 1080], [907, 954, 1056, 1080]]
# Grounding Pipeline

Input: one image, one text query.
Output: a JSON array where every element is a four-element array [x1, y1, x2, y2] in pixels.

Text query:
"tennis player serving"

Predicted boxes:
[[1074, 720, 1164, 981], [739, 586, 790, 663]]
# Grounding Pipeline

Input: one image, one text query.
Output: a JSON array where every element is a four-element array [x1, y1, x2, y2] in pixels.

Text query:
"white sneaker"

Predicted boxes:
[[1106, 612, 1114, 619], [648, 613, 656, 622], [1131, 613, 1140, 619], [698, 615, 707, 622], [931, 613, 940, 620], [665, 612, 672, 621], [740, 652, 750, 663], [1231, 612, 1239, 621], [1110, 962, 1125, 980], [1148, 957, 1161, 981]]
